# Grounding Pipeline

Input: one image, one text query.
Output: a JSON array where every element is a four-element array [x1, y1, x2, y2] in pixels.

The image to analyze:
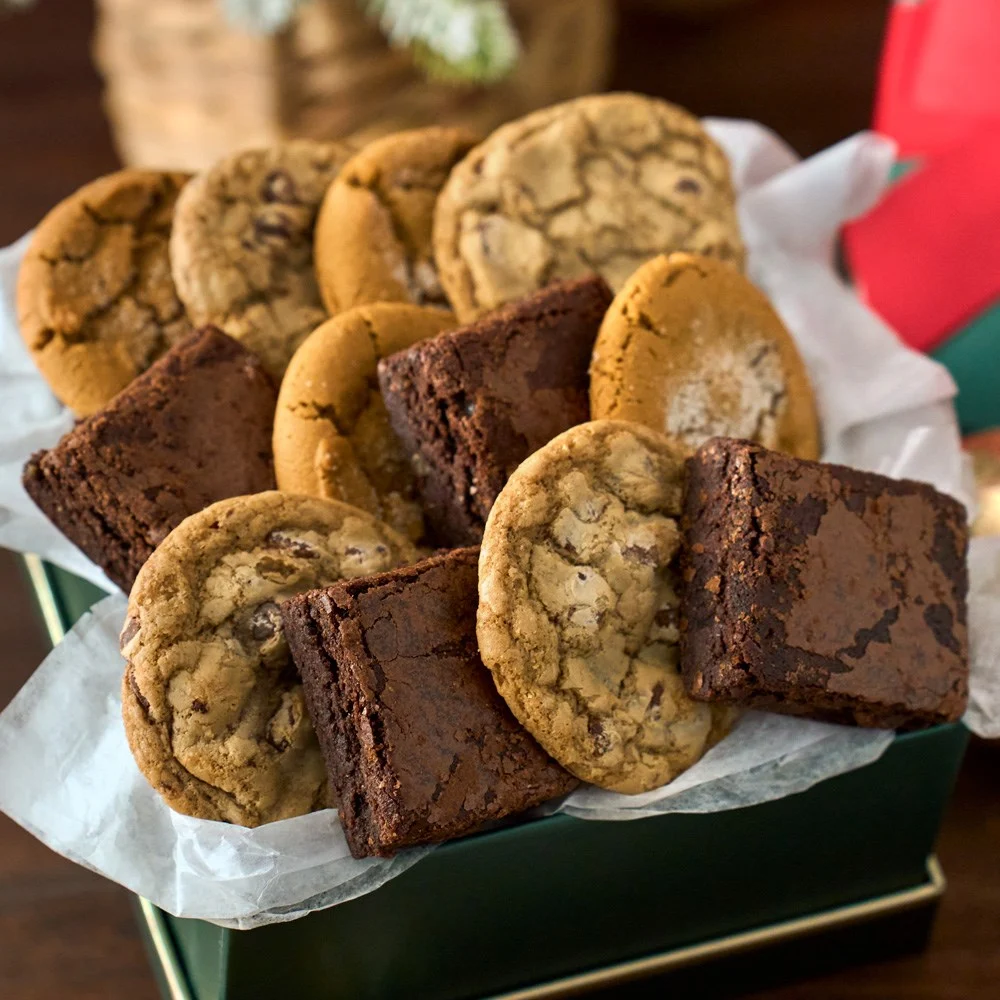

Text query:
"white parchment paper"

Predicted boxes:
[[0, 122, 997, 929]]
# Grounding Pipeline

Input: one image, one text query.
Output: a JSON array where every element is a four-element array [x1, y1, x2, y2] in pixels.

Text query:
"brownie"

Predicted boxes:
[[281, 547, 577, 858], [377, 275, 612, 546], [22, 327, 276, 592], [680, 438, 970, 729]]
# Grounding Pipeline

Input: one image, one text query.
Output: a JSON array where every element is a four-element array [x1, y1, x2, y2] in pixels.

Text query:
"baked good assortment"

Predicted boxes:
[[17, 93, 970, 859], [681, 438, 969, 728]]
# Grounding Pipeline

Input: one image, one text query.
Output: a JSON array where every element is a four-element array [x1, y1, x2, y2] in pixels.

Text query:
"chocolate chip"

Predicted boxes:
[[266, 530, 320, 558], [621, 544, 657, 565], [253, 216, 291, 242], [120, 617, 140, 651], [649, 682, 664, 708], [655, 605, 678, 629], [675, 177, 702, 194], [261, 169, 298, 203], [191, 699, 208, 714], [249, 601, 282, 642], [127, 667, 150, 714], [588, 716, 611, 754]]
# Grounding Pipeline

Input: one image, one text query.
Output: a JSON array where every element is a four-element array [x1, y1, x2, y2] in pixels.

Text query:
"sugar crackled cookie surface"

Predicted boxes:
[[314, 126, 478, 314], [433, 93, 743, 321], [274, 302, 454, 542], [477, 421, 734, 793], [120, 491, 417, 827], [590, 253, 820, 458], [17, 169, 192, 416]]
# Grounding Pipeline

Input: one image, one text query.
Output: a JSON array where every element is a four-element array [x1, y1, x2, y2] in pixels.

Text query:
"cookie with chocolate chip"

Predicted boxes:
[[477, 420, 734, 793], [433, 93, 743, 322], [120, 491, 416, 827], [170, 140, 355, 380]]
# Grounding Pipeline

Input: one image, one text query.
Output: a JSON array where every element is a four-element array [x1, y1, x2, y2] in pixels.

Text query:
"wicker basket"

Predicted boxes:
[[94, 0, 616, 171]]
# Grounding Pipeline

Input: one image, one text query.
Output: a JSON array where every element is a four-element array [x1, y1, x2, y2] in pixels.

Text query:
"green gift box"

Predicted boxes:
[[27, 559, 967, 1000]]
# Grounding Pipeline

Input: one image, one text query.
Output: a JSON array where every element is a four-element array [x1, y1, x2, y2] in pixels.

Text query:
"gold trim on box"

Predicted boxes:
[[138, 898, 195, 1000], [488, 857, 946, 1000], [129, 859, 944, 1000], [23, 553, 65, 646]]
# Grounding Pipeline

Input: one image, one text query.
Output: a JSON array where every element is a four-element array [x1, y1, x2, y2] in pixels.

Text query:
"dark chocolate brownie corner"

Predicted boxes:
[[377, 275, 612, 547], [22, 327, 276, 592], [281, 547, 577, 858], [680, 437, 969, 729]]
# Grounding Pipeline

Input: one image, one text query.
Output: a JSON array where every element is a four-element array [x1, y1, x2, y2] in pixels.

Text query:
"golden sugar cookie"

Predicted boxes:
[[273, 303, 454, 541], [590, 253, 820, 459]]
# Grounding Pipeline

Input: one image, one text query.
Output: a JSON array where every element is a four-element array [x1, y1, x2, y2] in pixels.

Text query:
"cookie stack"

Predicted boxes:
[[17, 93, 970, 859]]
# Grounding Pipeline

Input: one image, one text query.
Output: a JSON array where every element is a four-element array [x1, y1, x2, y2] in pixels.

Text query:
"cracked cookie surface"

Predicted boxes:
[[433, 93, 743, 322], [170, 140, 355, 380], [17, 169, 192, 416], [273, 302, 454, 541], [314, 126, 478, 314], [477, 420, 734, 793], [121, 491, 417, 827], [590, 254, 820, 459]]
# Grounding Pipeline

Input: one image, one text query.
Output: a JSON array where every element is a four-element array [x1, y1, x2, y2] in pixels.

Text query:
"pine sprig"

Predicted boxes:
[[222, 0, 306, 33], [364, 0, 520, 84]]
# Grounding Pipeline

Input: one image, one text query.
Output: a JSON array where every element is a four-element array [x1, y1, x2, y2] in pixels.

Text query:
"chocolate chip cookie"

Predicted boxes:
[[17, 169, 192, 415], [170, 140, 355, 380], [433, 93, 743, 321], [477, 420, 734, 793], [314, 126, 478, 314], [273, 303, 454, 541], [121, 491, 417, 827], [590, 254, 820, 459]]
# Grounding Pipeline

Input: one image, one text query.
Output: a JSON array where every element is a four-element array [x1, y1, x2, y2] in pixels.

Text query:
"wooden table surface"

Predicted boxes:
[[0, 2, 996, 998]]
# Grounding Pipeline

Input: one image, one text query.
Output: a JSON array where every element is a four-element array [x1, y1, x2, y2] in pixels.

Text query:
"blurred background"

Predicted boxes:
[[0, 1, 997, 998]]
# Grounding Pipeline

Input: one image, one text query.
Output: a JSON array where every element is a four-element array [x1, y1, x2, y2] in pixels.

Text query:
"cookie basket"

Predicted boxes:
[[4, 107, 997, 1000], [25, 558, 966, 1000]]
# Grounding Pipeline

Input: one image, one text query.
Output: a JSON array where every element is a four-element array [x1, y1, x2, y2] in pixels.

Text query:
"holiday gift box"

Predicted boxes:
[[25, 557, 967, 1000], [3, 118, 1000, 1000]]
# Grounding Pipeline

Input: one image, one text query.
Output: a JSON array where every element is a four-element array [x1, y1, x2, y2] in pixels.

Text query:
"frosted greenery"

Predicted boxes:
[[225, 0, 520, 81]]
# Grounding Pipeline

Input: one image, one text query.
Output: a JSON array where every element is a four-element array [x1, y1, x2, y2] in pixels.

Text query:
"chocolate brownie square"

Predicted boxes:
[[22, 327, 276, 592], [281, 547, 577, 858], [680, 438, 969, 728], [377, 275, 612, 546]]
